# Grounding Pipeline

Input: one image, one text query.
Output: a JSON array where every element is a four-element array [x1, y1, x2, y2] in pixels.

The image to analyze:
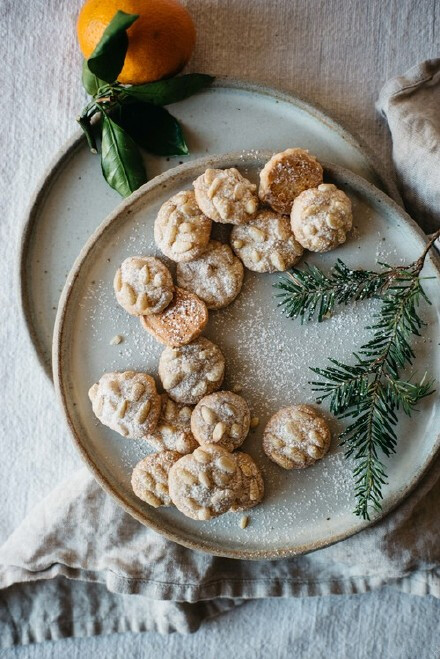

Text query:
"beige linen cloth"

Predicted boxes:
[[1, 61, 440, 647]]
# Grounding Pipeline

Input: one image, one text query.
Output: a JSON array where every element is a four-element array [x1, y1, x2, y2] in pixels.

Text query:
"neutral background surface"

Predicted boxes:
[[2, 0, 440, 657]]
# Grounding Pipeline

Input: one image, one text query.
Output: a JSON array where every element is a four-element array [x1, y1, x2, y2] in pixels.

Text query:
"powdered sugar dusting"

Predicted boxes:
[[69, 157, 440, 553]]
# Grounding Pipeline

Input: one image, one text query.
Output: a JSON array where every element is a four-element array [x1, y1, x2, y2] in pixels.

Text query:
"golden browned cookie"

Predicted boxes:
[[259, 148, 323, 214], [88, 372, 161, 439], [193, 168, 258, 224], [290, 183, 353, 252], [230, 209, 303, 272], [176, 240, 244, 309], [168, 445, 243, 520], [144, 394, 198, 455], [140, 287, 208, 347], [263, 404, 331, 469], [131, 450, 181, 507], [114, 256, 174, 316], [158, 337, 225, 405], [230, 452, 264, 512], [154, 190, 212, 262], [191, 391, 251, 452]]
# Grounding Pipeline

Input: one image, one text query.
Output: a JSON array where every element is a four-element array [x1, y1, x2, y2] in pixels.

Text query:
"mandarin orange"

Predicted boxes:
[[77, 0, 196, 84]]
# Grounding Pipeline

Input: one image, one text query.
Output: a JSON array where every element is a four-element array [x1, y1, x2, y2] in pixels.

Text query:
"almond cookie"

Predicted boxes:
[[131, 450, 181, 507], [140, 287, 208, 347], [168, 444, 243, 520], [193, 168, 258, 224], [259, 148, 323, 214], [144, 394, 198, 455], [291, 183, 353, 252], [230, 452, 264, 512], [88, 372, 161, 439], [176, 240, 244, 309], [263, 404, 331, 469], [154, 190, 212, 262], [159, 337, 225, 405], [230, 209, 303, 273], [114, 256, 174, 316], [191, 391, 251, 452]]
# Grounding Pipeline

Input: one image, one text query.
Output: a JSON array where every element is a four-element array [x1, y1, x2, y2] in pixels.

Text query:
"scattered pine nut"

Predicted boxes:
[[250, 416, 260, 428], [110, 334, 123, 345], [232, 384, 243, 393], [240, 515, 249, 529]]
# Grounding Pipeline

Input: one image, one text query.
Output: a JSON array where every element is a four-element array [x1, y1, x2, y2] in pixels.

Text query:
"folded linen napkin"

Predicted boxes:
[[2, 61, 440, 648], [376, 58, 440, 235]]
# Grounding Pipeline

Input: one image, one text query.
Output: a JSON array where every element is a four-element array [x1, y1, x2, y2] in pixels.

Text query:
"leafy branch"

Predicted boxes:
[[77, 11, 214, 196], [276, 228, 439, 520]]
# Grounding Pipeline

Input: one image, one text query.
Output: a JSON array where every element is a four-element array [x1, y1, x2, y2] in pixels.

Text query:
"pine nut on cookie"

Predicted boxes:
[[191, 391, 251, 452], [114, 256, 174, 316], [131, 450, 181, 508], [88, 371, 161, 439], [263, 404, 331, 469], [158, 337, 225, 405], [230, 209, 303, 272], [291, 183, 353, 252], [168, 445, 244, 520], [193, 167, 258, 224], [143, 394, 198, 455], [155, 190, 212, 262]]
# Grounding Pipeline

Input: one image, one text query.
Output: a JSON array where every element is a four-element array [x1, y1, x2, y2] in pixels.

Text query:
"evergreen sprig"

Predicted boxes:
[[274, 260, 416, 323], [275, 228, 440, 520], [311, 274, 435, 519]]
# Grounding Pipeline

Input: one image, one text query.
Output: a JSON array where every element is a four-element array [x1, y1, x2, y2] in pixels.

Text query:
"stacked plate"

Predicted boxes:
[[20, 80, 440, 559]]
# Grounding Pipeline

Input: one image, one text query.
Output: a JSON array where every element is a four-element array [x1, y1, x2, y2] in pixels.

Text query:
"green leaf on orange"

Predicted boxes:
[[87, 10, 138, 83]]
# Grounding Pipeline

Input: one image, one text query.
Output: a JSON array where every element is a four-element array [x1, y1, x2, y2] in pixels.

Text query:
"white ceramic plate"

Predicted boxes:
[[20, 78, 398, 378], [54, 152, 440, 560]]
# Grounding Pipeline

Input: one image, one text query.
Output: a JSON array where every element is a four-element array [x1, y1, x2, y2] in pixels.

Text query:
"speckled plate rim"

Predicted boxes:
[[53, 151, 440, 560], [19, 76, 401, 382]]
